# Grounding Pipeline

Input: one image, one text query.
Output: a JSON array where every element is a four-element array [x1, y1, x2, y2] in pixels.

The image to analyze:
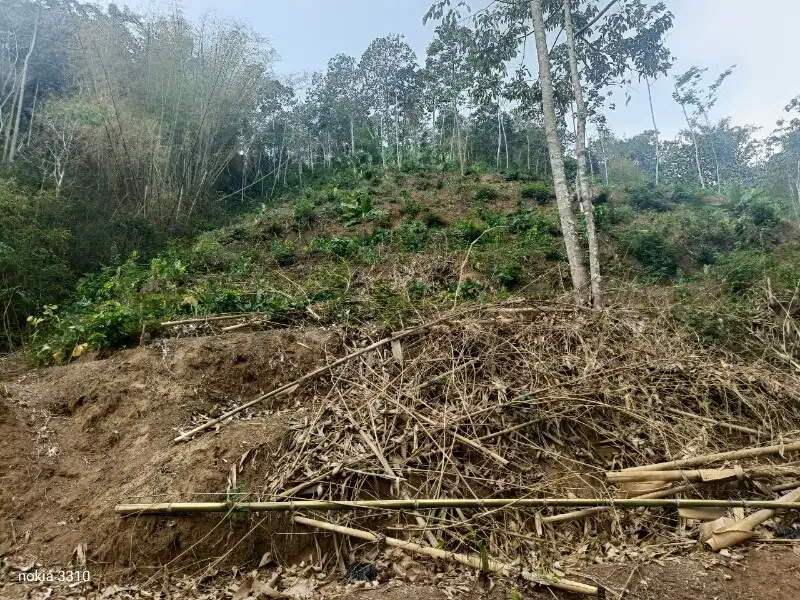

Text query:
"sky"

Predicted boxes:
[[119, 0, 798, 140]]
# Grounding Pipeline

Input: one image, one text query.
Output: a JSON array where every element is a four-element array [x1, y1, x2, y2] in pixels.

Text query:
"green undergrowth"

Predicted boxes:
[[25, 170, 800, 364]]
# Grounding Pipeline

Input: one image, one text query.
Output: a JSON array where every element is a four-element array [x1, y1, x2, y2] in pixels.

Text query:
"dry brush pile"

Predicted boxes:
[[227, 303, 800, 566], [118, 301, 800, 593]]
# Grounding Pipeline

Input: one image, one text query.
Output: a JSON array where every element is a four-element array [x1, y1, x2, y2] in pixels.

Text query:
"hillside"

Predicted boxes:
[[24, 171, 800, 366]]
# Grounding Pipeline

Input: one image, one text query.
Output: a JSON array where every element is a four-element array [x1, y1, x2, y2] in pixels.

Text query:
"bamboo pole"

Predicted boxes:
[[115, 497, 800, 516], [173, 316, 454, 442], [292, 515, 598, 596], [161, 313, 268, 327], [541, 482, 700, 524], [606, 466, 800, 484], [620, 441, 800, 472]]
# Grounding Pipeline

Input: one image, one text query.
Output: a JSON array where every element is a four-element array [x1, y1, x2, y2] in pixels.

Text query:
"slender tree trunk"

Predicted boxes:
[[530, 0, 589, 304], [677, 89, 705, 188], [502, 113, 509, 170], [700, 112, 722, 192], [645, 76, 660, 186], [598, 130, 609, 185], [564, 0, 602, 310], [8, 14, 38, 163], [496, 102, 502, 170], [2, 84, 19, 162], [26, 77, 38, 147], [395, 90, 401, 169], [526, 132, 531, 171]]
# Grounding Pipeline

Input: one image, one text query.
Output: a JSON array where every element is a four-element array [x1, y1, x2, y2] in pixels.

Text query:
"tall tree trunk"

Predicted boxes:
[[2, 84, 19, 162], [496, 102, 501, 170], [395, 90, 401, 169], [530, 0, 589, 304], [564, 0, 603, 310], [8, 14, 38, 163], [526, 132, 531, 171], [501, 112, 509, 170], [645, 76, 660, 185], [598, 129, 609, 185], [676, 89, 705, 188]]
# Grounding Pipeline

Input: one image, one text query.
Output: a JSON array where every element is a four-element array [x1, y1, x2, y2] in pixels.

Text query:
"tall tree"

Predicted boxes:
[[563, 0, 602, 309], [530, 0, 589, 302]]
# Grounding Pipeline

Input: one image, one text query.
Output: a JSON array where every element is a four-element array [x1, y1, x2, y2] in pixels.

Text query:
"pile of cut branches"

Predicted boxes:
[[246, 302, 800, 564]]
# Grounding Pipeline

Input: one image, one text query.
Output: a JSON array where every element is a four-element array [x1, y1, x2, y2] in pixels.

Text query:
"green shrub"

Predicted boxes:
[[292, 198, 316, 230], [312, 236, 360, 258], [0, 181, 73, 349], [492, 261, 522, 290], [393, 221, 429, 252], [626, 183, 672, 212], [668, 206, 735, 265], [269, 240, 295, 266], [475, 184, 500, 202], [594, 203, 634, 231], [711, 249, 775, 294], [452, 220, 486, 244], [624, 230, 679, 279], [520, 182, 555, 205], [423, 212, 448, 228], [401, 196, 423, 218]]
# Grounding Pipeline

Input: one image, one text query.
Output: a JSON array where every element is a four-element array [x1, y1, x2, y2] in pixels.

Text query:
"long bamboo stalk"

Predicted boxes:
[[541, 482, 700, 524], [115, 497, 800, 516], [161, 313, 268, 326], [606, 466, 800, 484], [621, 441, 800, 472], [292, 515, 598, 596], [173, 315, 455, 442]]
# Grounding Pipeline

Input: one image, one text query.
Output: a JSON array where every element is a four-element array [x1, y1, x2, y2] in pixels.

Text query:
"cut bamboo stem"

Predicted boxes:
[[606, 466, 800, 484], [292, 515, 598, 596], [621, 441, 800, 472], [161, 313, 268, 327], [542, 482, 699, 524], [173, 316, 454, 442], [704, 485, 800, 550], [771, 480, 800, 492], [115, 497, 800, 516], [664, 407, 762, 436]]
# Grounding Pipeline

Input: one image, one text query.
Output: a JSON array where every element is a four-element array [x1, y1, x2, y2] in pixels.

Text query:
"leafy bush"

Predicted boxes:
[[311, 236, 360, 258], [594, 203, 634, 231], [452, 220, 486, 244], [401, 196, 423, 218], [423, 212, 448, 228], [520, 182, 555, 205], [393, 221, 429, 251], [667, 206, 735, 265], [626, 183, 672, 212], [491, 261, 522, 290], [623, 230, 679, 279], [269, 240, 295, 265], [0, 180, 73, 349], [711, 249, 775, 294], [475, 184, 500, 202], [292, 198, 316, 230]]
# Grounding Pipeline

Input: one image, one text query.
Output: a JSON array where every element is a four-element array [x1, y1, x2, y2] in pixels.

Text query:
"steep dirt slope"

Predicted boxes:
[[1, 328, 338, 576]]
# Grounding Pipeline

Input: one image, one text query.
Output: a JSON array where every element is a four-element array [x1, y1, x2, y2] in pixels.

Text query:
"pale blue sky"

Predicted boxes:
[[120, 0, 798, 139]]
